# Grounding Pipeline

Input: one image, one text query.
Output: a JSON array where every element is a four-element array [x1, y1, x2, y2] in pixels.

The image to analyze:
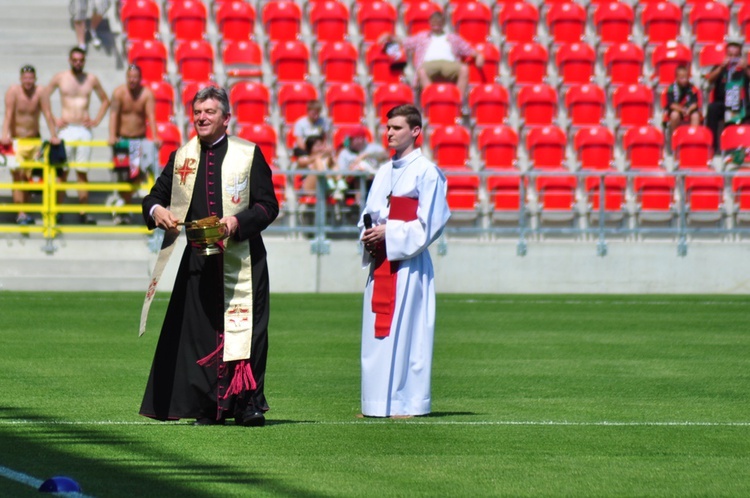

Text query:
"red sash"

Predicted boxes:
[[371, 196, 419, 338]]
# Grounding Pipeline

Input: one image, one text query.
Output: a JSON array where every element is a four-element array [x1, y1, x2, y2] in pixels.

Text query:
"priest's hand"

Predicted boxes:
[[221, 215, 239, 237], [152, 206, 179, 230]]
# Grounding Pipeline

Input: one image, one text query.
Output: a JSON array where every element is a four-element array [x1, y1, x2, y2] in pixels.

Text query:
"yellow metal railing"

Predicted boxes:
[[0, 138, 154, 238]]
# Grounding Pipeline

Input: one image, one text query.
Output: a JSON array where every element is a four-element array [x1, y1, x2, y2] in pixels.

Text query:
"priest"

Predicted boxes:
[[139, 86, 279, 426], [358, 104, 451, 418]]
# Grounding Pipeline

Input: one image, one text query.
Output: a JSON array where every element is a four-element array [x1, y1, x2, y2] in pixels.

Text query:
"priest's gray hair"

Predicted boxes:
[[193, 86, 231, 116]]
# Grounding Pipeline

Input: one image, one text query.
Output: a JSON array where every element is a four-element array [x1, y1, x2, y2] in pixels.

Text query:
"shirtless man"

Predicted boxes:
[[108, 64, 160, 224], [1, 65, 59, 225], [46, 46, 110, 224]]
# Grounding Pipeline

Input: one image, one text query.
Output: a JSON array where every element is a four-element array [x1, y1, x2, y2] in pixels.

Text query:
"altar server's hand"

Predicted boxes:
[[361, 225, 386, 256]]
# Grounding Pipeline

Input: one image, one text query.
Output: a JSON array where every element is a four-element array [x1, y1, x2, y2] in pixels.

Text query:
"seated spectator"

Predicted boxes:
[[292, 100, 332, 157], [337, 125, 388, 174], [705, 38, 750, 151], [664, 65, 702, 152], [297, 135, 347, 200], [379, 11, 483, 98]]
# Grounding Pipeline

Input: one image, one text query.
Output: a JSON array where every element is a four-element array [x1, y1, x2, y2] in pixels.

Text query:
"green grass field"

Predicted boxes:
[[1, 292, 749, 497]]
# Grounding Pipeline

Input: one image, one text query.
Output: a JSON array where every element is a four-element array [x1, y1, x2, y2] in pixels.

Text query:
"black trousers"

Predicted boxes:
[[706, 102, 750, 151]]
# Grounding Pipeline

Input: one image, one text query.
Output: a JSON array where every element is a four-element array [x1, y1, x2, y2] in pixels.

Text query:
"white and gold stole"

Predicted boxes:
[[140, 136, 256, 363]]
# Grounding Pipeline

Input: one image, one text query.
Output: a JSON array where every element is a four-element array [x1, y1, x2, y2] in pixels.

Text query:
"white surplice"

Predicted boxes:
[[358, 149, 451, 417]]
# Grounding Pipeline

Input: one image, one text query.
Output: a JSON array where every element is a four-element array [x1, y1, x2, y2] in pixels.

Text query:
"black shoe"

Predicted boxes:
[[193, 417, 226, 426], [79, 213, 97, 225], [236, 409, 265, 427]]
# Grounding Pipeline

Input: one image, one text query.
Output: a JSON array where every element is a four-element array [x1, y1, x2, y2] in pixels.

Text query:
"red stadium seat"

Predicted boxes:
[[526, 125, 567, 169], [479, 125, 518, 169], [181, 80, 218, 116], [604, 42, 645, 88], [270, 167, 287, 208], [146, 80, 175, 123], [270, 40, 310, 83], [168, 0, 207, 42], [546, 1, 586, 45], [468, 43, 500, 87], [261, 0, 302, 44], [698, 42, 726, 72], [508, 42, 549, 87], [684, 175, 724, 222], [634, 175, 676, 222], [574, 126, 615, 170], [404, 1, 442, 36], [373, 83, 415, 124], [487, 173, 523, 220], [518, 83, 558, 127], [740, 3, 750, 43], [318, 41, 358, 85], [216, 0, 256, 43], [469, 84, 509, 128], [222, 40, 263, 84], [230, 81, 270, 127], [651, 42, 692, 89], [325, 83, 366, 125], [565, 84, 606, 129], [624, 125, 664, 170], [278, 82, 318, 124], [671, 125, 713, 170], [128, 40, 168, 83], [430, 124, 471, 169], [357, 1, 397, 44], [689, 1, 729, 45], [720, 124, 750, 154], [445, 174, 481, 219], [535, 175, 577, 221], [175, 40, 214, 83], [451, 1, 492, 45], [593, 1, 634, 47], [732, 176, 750, 222], [585, 175, 627, 220], [641, 2, 682, 45], [366, 42, 406, 86], [121, 0, 159, 42], [555, 42, 596, 87], [420, 83, 462, 126], [310, 0, 349, 44], [153, 122, 182, 166], [236, 123, 277, 164], [612, 84, 654, 129], [498, 1, 539, 46]]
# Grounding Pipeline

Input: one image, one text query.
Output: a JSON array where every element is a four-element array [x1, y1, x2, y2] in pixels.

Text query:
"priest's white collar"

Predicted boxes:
[[392, 148, 422, 169]]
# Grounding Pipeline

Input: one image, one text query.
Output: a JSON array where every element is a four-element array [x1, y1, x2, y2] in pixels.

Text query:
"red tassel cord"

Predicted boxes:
[[222, 360, 257, 399], [196, 337, 224, 367]]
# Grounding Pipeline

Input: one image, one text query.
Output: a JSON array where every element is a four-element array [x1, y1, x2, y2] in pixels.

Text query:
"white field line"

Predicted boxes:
[[457, 299, 750, 306], [0, 465, 94, 498], [2, 296, 750, 307], [1, 419, 749, 427]]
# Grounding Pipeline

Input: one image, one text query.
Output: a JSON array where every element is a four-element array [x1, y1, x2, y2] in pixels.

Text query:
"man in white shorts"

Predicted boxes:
[[46, 46, 110, 224]]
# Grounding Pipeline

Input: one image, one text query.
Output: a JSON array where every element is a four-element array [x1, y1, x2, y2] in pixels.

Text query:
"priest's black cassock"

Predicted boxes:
[[140, 135, 279, 422]]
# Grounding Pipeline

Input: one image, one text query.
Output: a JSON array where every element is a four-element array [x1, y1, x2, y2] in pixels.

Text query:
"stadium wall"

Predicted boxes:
[[1, 237, 749, 294]]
